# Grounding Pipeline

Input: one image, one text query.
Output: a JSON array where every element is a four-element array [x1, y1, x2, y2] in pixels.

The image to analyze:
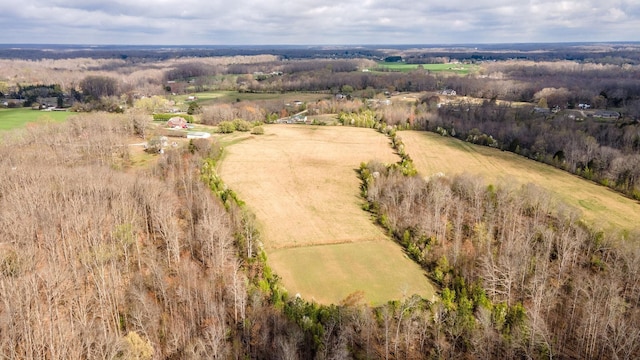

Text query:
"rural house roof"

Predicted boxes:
[[593, 110, 620, 118], [167, 117, 188, 128]]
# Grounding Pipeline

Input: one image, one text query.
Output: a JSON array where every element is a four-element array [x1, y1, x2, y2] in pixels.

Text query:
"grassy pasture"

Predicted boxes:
[[217, 125, 399, 249], [399, 131, 640, 234], [269, 240, 436, 305], [0, 108, 76, 130], [217, 125, 436, 304], [178, 91, 332, 106], [372, 62, 478, 75]]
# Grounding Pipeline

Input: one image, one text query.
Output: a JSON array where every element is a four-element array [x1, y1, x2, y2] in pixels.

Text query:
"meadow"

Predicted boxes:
[[175, 90, 332, 106], [399, 130, 640, 234], [217, 125, 437, 304], [0, 108, 76, 130], [371, 62, 478, 75]]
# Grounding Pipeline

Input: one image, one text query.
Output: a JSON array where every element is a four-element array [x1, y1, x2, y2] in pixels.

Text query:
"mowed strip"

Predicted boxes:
[[400, 130, 640, 234], [0, 108, 76, 130], [217, 125, 436, 304]]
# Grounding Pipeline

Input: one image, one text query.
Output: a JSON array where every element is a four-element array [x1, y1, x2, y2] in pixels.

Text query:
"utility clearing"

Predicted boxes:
[[217, 125, 437, 305]]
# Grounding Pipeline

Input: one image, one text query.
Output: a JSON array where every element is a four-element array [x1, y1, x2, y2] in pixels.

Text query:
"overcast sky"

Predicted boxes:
[[1, 0, 638, 45]]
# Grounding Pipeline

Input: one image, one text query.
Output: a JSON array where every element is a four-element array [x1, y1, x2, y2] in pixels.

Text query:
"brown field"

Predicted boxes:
[[217, 125, 399, 249], [217, 125, 437, 304], [399, 130, 640, 234]]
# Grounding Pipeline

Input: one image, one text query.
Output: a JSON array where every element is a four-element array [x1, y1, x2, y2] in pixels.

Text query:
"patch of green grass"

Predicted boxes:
[[0, 108, 76, 130], [215, 132, 253, 147], [578, 198, 607, 211], [128, 150, 156, 169], [172, 91, 228, 104], [176, 91, 332, 106], [371, 62, 478, 75]]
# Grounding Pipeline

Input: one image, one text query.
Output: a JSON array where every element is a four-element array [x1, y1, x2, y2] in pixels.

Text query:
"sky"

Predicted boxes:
[[1, 0, 638, 45]]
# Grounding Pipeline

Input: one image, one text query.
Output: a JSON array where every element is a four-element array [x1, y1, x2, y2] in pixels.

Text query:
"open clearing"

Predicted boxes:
[[0, 108, 76, 130], [182, 91, 332, 106], [371, 62, 478, 75], [269, 240, 436, 305], [399, 131, 640, 234], [217, 125, 400, 249], [217, 125, 436, 304]]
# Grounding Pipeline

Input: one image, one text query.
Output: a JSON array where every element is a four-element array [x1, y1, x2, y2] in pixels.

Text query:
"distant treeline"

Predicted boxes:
[[0, 46, 384, 61], [1, 43, 640, 64]]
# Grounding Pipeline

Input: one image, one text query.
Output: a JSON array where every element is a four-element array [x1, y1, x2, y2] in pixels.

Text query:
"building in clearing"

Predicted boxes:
[[167, 117, 188, 129], [593, 110, 620, 119]]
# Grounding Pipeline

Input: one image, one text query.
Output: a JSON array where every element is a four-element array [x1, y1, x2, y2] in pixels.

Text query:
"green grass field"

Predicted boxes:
[[0, 108, 76, 130], [371, 62, 478, 75], [176, 91, 332, 106], [399, 130, 640, 234]]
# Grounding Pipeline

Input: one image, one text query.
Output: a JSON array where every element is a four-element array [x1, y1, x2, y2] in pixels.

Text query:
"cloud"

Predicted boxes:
[[0, 0, 638, 44]]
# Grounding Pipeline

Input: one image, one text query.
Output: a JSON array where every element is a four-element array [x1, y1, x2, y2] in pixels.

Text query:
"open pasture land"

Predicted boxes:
[[269, 240, 436, 305], [0, 108, 75, 130], [372, 62, 478, 75], [182, 91, 332, 106], [218, 125, 400, 249], [217, 125, 436, 304], [400, 131, 640, 234]]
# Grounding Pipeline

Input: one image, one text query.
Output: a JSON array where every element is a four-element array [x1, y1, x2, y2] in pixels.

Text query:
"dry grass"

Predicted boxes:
[[269, 241, 437, 305], [217, 125, 436, 304], [217, 125, 399, 249], [399, 130, 640, 234]]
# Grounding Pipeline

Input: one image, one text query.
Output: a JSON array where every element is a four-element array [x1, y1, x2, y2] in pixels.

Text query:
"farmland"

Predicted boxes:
[[371, 62, 478, 75], [399, 130, 640, 234], [0, 108, 76, 130], [1, 44, 639, 358], [217, 125, 437, 304], [176, 90, 332, 106]]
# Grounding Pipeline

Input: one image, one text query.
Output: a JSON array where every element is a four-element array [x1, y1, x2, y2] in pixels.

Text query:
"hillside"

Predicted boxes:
[[399, 130, 640, 235], [217, 125, 437, 304]]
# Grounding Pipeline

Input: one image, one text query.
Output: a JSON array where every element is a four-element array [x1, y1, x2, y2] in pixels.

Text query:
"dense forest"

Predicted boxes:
[[1, 44, 639, 359]]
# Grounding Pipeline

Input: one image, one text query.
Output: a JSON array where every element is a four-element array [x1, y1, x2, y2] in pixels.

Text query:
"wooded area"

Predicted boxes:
[[1, 44, 639, 359], [361, 159, 640, 358]]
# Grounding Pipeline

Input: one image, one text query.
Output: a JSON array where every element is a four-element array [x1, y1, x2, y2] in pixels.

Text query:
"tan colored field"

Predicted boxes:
[[269, 241, 436, 305], [218, 125, 399, 249], [217, 125, 436, 304], [399, 131, 640, 234]]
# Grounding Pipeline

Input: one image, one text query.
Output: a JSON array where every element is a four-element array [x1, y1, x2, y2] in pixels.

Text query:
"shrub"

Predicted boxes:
[[251, 126, 265, 135], [218, 121, 236, 133], [145, 136, 166, 154], [187, 102, 201, 115], [233, 119, 252, 132]]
